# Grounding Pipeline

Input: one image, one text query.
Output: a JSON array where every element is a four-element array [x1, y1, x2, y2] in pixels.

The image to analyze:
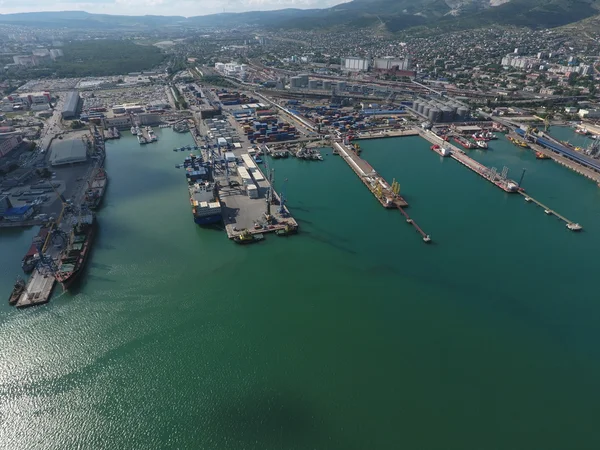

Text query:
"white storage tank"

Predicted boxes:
[[308, 79, 319, 90]]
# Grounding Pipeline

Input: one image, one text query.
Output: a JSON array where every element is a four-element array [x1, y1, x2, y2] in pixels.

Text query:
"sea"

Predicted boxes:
[[1, 127, 600, 449]]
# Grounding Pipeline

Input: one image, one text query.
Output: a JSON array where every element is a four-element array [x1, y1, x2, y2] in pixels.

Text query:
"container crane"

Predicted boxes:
[[278, 178, 288, 215]]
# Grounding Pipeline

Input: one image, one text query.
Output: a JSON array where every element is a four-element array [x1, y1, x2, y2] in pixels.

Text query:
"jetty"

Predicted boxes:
[[333, 141, 431, 243], [419, 129, 519, 193]]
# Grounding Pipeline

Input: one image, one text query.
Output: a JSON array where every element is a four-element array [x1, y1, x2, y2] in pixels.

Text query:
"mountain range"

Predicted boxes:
[[0, 0, 599, 33]]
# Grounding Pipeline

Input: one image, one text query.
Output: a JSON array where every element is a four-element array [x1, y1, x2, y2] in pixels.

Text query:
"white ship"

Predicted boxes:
[[131, 126, 137, 135], [476, 140, 488, 149]]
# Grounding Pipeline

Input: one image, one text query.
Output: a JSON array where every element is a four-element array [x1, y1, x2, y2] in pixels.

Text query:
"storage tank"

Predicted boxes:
[[323, 80, 332, 90], [308, 79, 319, 90], [456, 106, 469, 121], [412, 100, 421, 112], [417, 102, 425, 115], [428, 107, 441, 123], [298, 74, 309, 87], [337, 81, 347, 91], [290, 77, 302, 88], [423, 104, 431, 117], [440, 106, 454, 122]]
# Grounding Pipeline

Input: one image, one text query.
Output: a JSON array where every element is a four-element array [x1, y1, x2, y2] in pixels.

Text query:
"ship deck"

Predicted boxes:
[[15, 268, 56, 308]]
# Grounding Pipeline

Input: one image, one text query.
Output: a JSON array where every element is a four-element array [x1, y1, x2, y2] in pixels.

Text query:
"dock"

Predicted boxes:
[[419, 130, 519, 193], [519, 192, 582, 231], [352, 129, 419, 140], [207, 152, 298, 239], [333, 141, 408, 208], [333, 141, 431, 243], [15, 268, 56, 308], [418, 130, 583, 232]]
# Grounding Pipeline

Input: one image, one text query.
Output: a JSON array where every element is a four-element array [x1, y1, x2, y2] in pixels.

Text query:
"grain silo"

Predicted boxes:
[[298, 74, 309, 87], [290, 77, 302, 88], [417, 102, 425, 115], [308, 79, 319, 90], [456, 106, 469, 121], [428, 107, 441, 123], [323, 80, 332, 90], [440, 105, 454, 122], [337, 81, 347, 91], [412, 99, 421, 112], [423, 103, 431, 118]]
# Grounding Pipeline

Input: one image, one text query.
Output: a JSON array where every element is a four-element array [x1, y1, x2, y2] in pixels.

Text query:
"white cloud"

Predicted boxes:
[[0, 0, 347, 16]]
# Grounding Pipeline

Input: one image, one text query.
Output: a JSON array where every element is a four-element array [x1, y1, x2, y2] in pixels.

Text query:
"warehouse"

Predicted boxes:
[[49, 138, 87, 166], [61, 91, 81, 119]]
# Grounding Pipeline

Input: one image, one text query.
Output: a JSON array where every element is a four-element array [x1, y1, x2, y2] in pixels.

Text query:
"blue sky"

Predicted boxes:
[[0, 0, 348, 16]]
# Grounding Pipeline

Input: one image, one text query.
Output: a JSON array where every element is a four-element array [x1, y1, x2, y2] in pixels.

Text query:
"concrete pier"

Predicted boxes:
[[353, 129, 419, 140], [15, 268, 56, 308], [419, 130, 519, 193], [333, 141, 408, 208]]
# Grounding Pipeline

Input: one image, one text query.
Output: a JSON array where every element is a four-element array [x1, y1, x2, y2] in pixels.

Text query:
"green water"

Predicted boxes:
[[2, 129, 600, 449]]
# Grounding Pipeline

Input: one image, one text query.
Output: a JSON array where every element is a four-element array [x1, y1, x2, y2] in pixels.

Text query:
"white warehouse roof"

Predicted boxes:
[[49, 139, 87, 166]]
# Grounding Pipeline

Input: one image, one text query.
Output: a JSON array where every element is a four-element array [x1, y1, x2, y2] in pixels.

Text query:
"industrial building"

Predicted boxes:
[[373, 56, 411, 71], [411, 97, 470, 123], [341, 57, 370, 72], [49, 138, 87, 166], [0, 134, 23, 157], [61, 91, 81, 119]]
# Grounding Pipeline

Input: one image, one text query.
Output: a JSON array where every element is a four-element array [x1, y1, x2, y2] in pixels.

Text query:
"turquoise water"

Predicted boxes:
[[1, 129, 600, 449]]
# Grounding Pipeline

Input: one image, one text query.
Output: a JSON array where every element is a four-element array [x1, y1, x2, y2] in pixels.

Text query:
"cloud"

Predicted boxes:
[[0, 0, 347, 16]]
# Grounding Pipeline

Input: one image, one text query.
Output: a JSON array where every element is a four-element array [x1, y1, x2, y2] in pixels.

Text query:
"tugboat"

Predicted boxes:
[[233, 229, 264, 245], [275, 224, 298, 237], [8, 278, 26, 305], [476, 140, 488, 149], [536, 151, 550, 159]]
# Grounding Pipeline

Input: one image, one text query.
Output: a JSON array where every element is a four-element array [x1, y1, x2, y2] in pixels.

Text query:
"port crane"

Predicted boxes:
[[278, 179, 288, 215]]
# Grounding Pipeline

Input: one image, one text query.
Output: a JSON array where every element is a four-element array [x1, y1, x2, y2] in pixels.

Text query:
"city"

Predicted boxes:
[[1, 2, 600, 449]]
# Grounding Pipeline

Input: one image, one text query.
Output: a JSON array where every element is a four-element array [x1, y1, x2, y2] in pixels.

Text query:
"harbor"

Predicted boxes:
[[3, 122, 600, 450]]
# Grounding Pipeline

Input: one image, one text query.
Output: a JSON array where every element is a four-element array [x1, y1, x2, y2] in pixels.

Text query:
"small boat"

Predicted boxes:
[[254, 157, 263, 164], [423, 235, 432, 243], [173, 148, 178, 152], [275, 224, 298, 237], [524, 196, 532, 202], [476, 140, 488, 149], [233, 230, 264, 245], [8, 278, 26, 305], [535, 151, 550, 160], [567, 223, 582, 231], [544, 209, 552, 215], [175, 164, 182, 168]]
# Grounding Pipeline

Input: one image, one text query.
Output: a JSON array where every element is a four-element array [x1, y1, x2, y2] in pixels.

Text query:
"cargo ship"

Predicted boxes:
[[189, 181, 222, 225], [8, 278, 26, 305], [21, 226, 49, 273], [85, 168, 107, 210], [55, 213, 96, 290], [453, 136, 475, 149]]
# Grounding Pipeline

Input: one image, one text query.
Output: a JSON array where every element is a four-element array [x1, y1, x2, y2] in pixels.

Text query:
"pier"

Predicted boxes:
[[333, 141, 407, 208], [15, 268, 56, 308], [352, 129, 419, 140], [333, 141, 431, 243], [419, 130, 519, 193], [519, 192, 582, 231]]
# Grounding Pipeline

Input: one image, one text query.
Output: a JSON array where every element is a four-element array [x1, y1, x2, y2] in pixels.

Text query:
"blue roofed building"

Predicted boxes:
[[1, 204, 34, 222]]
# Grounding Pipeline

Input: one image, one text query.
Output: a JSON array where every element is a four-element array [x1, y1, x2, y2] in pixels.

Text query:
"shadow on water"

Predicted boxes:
[[303, 231, 357, 255], [208, 388, 336, 449]]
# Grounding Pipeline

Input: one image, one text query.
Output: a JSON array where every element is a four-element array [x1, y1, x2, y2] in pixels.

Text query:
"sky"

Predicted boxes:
[[0, 0, 349, 16]]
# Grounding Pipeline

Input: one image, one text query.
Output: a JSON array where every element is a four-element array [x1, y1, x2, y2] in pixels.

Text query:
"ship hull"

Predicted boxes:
[[194, 214, 222, 225], [55, 219, 97, 290]]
